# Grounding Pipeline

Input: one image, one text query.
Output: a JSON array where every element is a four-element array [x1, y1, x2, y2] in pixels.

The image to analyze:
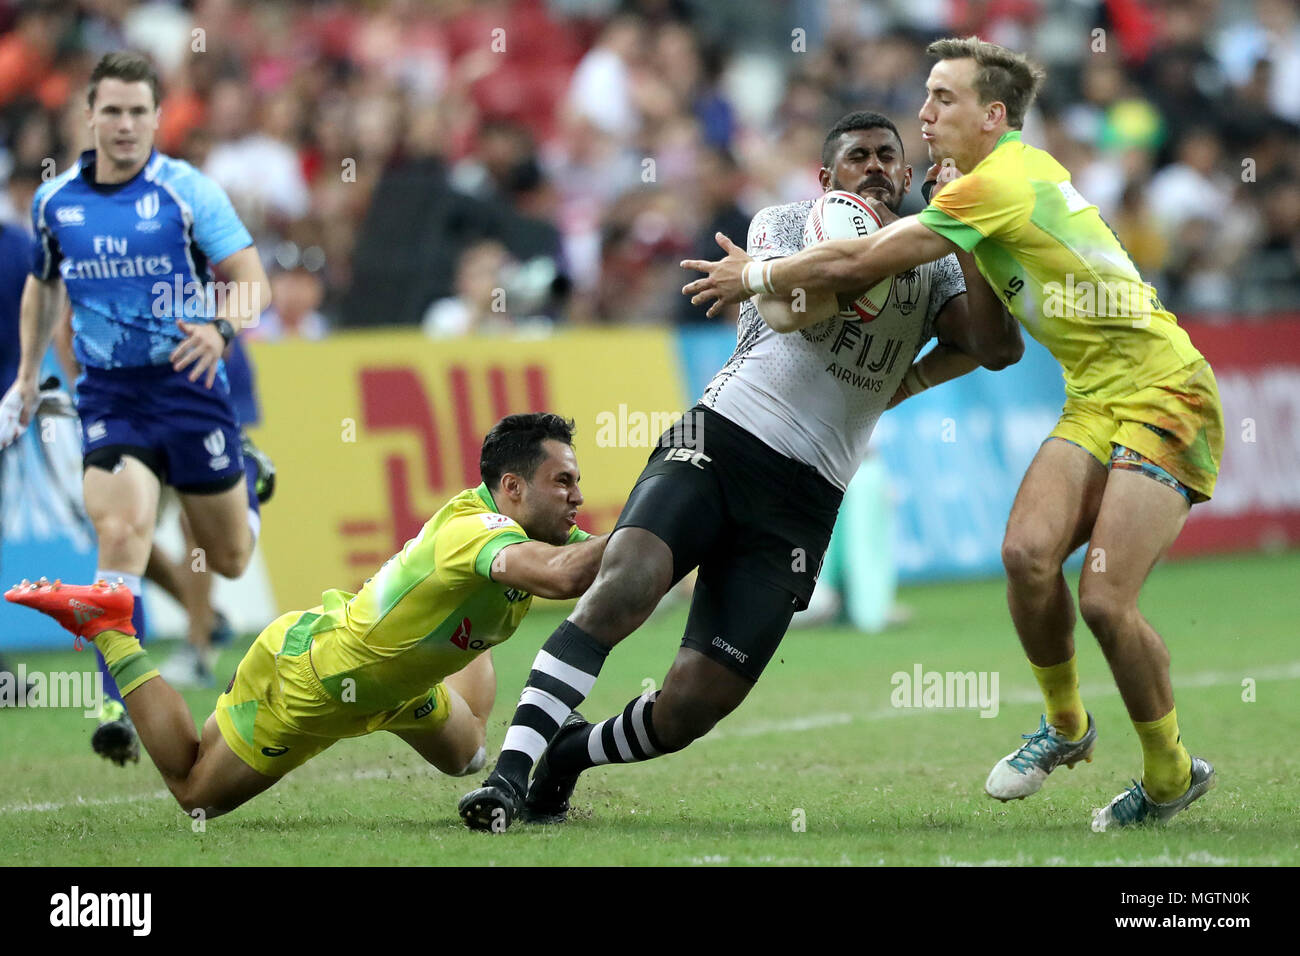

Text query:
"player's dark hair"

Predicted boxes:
[[480, 413, 576, 490], [926, 36, 1045, 130], [88, 52, 161, 109], [821, 112, 904, 168]]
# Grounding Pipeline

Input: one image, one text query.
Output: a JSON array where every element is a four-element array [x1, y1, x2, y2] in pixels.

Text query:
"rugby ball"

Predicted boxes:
[[802, 190, 894, 320]]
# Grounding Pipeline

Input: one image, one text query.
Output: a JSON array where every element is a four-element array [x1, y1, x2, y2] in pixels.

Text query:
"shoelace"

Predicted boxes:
[[1007, 718, 1054, 773], [1109, 780, 1149, 824]]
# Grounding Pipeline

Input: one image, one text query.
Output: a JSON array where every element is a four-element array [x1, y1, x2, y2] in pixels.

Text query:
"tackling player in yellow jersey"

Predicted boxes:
[[7, 413, 607, 818], [682, 37, 1223, 830]]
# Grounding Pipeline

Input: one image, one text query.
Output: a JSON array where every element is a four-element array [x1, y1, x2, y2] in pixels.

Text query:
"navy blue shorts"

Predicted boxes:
[[77, 364, 246, 494]]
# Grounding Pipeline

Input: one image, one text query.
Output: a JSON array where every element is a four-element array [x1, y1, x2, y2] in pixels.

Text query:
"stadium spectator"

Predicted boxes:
[[0, 0, 1295, 323], [250, 266, 330, 343]]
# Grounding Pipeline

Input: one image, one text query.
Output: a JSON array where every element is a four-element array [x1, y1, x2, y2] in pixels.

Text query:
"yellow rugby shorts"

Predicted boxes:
[[1049, 360, 1224, 502], [214, 610, 453, 776]]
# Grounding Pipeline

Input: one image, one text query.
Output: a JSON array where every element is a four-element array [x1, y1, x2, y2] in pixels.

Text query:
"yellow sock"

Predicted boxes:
[[1029, 656, 1088, 740], [1135, 708, 1192, 802], [95, 629, 160, 697]]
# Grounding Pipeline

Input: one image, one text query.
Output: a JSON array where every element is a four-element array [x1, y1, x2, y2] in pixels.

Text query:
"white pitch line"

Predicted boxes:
[[706, 659, 1300, 741], [0, 766, 423, 815], [2, 660, 1296, 814]]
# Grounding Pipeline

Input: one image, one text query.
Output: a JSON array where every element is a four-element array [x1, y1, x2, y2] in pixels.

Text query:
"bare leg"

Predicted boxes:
[[1000, 438, 1109, 668], [569, 527, 675, 647], [394, 652, 496, 776], [179, 479, 254, 580], [83, 457, 160, 577], [115, 677, 278, 816], [1077, 469, 1190, 722], [651, 647, 754, 751], [178, 512, 215, 653]]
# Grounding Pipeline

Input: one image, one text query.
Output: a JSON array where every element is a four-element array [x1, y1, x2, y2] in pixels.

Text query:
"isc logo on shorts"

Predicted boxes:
[[413, 695, 437, 720], [664, 447, 711, 469]]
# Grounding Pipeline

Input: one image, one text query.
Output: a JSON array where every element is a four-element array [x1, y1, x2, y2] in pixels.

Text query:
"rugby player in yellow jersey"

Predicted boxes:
[[681, 37, 1223, 830], [6, 413, 608, 818]]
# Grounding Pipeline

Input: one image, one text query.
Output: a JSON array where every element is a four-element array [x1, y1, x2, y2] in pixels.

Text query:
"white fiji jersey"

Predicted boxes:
[[700, 199, 967, 492]]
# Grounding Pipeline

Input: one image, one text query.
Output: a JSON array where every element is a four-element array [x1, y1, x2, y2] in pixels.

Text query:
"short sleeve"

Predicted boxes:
[[185, 169, 254, 265], [922, 253, 967, 343], [433, 513, 530, 588], [30, 188, 62, 279], [747, 203, 805, 260], [917, 173, 1029, 251]]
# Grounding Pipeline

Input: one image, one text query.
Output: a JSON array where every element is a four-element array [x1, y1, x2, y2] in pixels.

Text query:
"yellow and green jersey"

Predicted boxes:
[[917, 131, 1205, 401], [285, 484, 590, 713]]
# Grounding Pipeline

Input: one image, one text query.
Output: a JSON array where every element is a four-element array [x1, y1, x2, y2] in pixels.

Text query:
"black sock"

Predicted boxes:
[[493, 619, 609, 792], [549, 690, 665, 775]]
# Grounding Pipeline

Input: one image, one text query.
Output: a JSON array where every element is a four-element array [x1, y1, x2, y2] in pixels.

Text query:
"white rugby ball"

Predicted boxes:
[[802, 190, 894, 320]]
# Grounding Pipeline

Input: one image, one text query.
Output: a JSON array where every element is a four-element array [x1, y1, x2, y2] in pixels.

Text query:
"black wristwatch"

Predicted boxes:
[[212, 318, 236, 347], [921, 178, 937, 205]]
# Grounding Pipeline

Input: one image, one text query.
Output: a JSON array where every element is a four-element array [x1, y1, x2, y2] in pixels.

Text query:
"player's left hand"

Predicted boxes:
[[681, 233, 752, 319], [171, 319, 226, 388]]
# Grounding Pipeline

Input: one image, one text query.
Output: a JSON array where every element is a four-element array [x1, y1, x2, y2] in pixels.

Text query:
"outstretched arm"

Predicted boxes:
[[489, 534, 610, 600], [683, 218, 958, 319]]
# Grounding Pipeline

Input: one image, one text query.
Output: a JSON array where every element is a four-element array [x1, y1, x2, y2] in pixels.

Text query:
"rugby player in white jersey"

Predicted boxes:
[[460, 111, 1023, 831]]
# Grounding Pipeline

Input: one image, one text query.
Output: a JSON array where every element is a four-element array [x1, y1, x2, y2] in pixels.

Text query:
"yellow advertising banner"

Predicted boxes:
[[246, 328, 689, 613]]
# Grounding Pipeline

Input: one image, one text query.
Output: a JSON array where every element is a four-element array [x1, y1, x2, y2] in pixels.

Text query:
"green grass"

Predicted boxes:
[[2, 551, 1298, 866]]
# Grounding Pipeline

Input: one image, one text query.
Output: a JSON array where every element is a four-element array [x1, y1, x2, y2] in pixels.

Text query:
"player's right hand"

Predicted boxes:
[[171, 319, 226, 389], [0, 377, 38, 449]]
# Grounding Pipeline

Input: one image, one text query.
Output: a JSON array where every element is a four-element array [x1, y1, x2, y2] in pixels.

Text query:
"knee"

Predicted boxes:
[[448, 744, 488, 777], [1077, 589, 1132, 648], [171, 782, 222, 819], [201, 538, 251, 579], [93, 513, 152, 560], [1001, 533, 1060, 585]]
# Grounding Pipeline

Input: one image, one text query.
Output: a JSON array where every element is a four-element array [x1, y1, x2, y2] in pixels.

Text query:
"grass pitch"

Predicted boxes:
[[2, 551, 1297, 867]]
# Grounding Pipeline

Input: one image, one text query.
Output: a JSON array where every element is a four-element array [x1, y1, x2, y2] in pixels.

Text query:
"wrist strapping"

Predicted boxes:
[[741, 260, 776, 297], [899, 363, 932, 398]]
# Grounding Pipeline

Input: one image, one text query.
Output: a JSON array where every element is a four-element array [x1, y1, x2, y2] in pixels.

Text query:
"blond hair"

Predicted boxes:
[[926, 36, 1045, 129]]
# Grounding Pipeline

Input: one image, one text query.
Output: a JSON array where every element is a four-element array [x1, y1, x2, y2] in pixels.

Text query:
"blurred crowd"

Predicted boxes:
[[0, 0, 1296, 336]]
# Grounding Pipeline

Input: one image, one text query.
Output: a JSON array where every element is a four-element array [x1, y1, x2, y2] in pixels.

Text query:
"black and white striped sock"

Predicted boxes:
[[493, 620, 609, 792], [548, 690, 664, 776]]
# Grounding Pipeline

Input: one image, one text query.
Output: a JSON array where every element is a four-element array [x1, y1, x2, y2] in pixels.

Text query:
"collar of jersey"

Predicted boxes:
[[995, 130, 1023, 149], [474, 483, 501, 513], [78, 148, 159, 191]]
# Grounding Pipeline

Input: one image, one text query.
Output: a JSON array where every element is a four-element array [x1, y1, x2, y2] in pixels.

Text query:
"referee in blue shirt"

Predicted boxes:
[[2, 52, 273, 765]]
